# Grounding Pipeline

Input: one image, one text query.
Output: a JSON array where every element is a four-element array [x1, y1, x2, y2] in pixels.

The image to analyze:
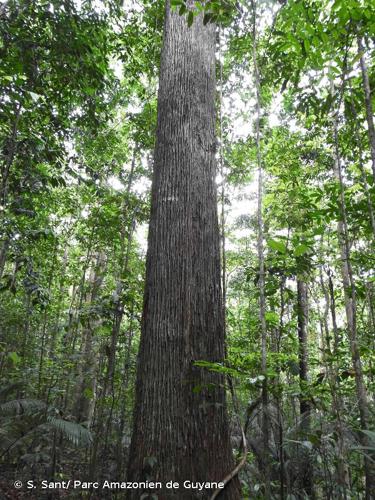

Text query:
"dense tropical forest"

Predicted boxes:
[[1, 0, 375, 498]]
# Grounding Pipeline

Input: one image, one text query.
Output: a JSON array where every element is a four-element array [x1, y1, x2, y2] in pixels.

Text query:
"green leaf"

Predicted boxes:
[[8, 352, 21, 365], [303, 39, 310, 53], [294, 243, 309, 257], [187, 11, 194, 27], [268, 239, 287, 254], [84, 87, 96, 96], [83, 388, 94, 399], [351, 52, 363, 66], [265, 311, 279, 324]]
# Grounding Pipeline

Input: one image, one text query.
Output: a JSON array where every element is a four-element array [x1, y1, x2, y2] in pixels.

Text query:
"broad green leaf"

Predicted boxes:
[[187, 11, 194, 27], [268, 239, 287, 254], [265, 311, 279, 324], [294, 243, 309, 257], [8, 352, 21, 365]]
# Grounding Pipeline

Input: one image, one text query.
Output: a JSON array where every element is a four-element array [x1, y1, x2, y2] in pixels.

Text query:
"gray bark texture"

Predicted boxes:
[[358, 37, 375, 182], [333, 119, 375, 499], [296, 279, 314, 499], [127, 2, 241, 499], [297, 280, 309, 418]]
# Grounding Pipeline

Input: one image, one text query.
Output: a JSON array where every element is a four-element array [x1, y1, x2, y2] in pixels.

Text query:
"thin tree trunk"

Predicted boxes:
[[104, 148, 138, 399], [73, 252, 106, 427], [251, 0, 270, 494], [48, 246, 69, 359], [297, 280, 309, 417], [0, 238, 9, 281], [1, 102, 21, 207], [276, 278, 286, 500], [37, 241, 59, 399], [89, 207, 137, 477], [63, 227, 96, 414], [348, 84, 375, 238], [127, 3, 240, 498], [320, 269, 350, 498], [296, 279, 314, 498], [358, 36, 375, 182], [117, 306, 136, 477], [332, 111, 375, 499]]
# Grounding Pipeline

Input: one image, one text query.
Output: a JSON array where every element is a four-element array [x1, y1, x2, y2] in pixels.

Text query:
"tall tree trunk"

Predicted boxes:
[[348, 84, 375, 238], [251, 0, 270, 494], [297, 280, 309, 418], [321, 269, 350, 498], [358, 36, 375, 182], [127, 3, 241, 499], [63, 228, 96, 414], [276, 278, 286, 500], [117, 305, 136, 477], [89, 208, 137, 478], [73, 252, 106, 427], [103, 149, 138, 401], [296, 279, 314, 498], [37, 241, 59, 399], [332, 112, 375, 499], [48, 246, 69, 359]]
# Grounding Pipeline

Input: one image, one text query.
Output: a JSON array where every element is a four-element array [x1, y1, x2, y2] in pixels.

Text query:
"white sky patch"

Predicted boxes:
[[222, 74, 255, 140], [132, 177, 151, 196], [123, 0, 143, 13], [108, 175, 125, 191], [110, 59, 123, 80], [81, 208, 89, 219], [135, 222, 148, 253], [126, 101, 144, 114], [288, 119, 300, 133], [268, 113, 280, 127], [229, 185, 258, 222], [268, 93, 283, 127], [225, 179, 258, 252]]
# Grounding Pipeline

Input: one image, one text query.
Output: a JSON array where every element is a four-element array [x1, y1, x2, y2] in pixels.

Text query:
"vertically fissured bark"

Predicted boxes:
[[127, 2, 241, 499]]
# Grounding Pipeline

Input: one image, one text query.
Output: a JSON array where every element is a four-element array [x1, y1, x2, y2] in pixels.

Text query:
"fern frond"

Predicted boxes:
[[47, 417, 93, 447], [0, 399, 47, 416], [0, 383, 24, 402], [0, 428, 14, 450]]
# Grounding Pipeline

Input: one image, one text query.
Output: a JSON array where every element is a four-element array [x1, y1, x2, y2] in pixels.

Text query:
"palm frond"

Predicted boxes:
[[0, 399, 47, 416], [47, 417, 93, 447]]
